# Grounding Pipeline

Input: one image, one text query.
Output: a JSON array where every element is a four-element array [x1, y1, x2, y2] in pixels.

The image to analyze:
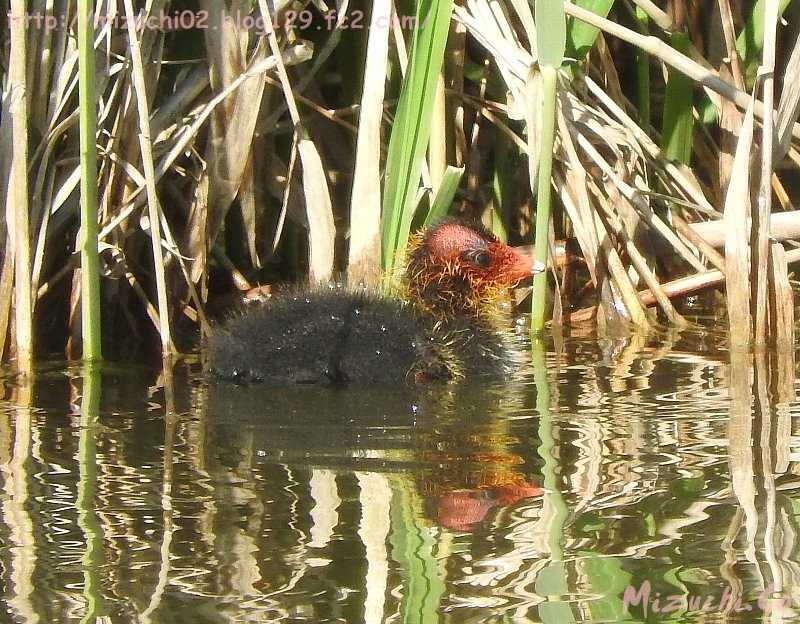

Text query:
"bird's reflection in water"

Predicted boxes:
[[206, 377, 543, 531]]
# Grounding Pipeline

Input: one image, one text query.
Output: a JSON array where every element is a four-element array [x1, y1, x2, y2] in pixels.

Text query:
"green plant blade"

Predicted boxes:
[[566, 0, 615, 62], [736, 0, 792, 85], [424, 165, 464, 226], [382, 0, 454, 273], [661, 32, 694, 164]]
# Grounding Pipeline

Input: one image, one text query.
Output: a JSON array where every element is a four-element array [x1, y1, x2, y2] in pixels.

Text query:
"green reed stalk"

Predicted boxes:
[[490, 134, 511, 242], [531, 0, 565, 334], [381, 0, 453, 274], [77, 0, 102, 360]]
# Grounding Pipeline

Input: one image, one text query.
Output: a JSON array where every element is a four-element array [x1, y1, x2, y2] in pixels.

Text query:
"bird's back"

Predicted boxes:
[[208, 287, 436, 384]]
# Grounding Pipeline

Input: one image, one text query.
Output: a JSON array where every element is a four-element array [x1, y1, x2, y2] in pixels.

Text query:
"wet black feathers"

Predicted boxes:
[[209, 287, 437, 384]]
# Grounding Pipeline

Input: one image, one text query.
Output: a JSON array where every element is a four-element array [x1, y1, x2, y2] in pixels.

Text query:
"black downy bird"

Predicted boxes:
[[207, 218, 543, 384]]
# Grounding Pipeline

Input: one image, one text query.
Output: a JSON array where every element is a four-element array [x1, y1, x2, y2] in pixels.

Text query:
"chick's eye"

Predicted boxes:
[[466, 250, 492, 268]]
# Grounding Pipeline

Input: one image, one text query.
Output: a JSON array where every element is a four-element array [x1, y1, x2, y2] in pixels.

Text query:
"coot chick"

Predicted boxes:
[[208, 218, 543, 384]]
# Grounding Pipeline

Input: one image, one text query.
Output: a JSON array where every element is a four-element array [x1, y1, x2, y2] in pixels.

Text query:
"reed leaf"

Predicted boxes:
[[566, 0, 615, 61], [661, 32, 694, 164], [187, 2, 268, 284], [425, 165, 465, 226], [735, 0, 792, 85], [381, 0, 454, 274]]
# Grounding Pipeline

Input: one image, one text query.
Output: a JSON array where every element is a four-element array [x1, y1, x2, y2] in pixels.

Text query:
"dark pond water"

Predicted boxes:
[[1, 326, 800, 623]]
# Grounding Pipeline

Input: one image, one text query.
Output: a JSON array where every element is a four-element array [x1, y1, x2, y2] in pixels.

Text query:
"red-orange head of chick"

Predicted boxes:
[[404, 218, 544, 318]]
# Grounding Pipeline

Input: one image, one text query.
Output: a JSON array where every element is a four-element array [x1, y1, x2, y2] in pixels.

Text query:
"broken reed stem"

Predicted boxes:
[[76, 0, 104, 361], [347, 0, 391, 286], [569, 245, 800, 323], [123, 0, 173, 355], [593, 195, 686, 326], [672, 214, 726, 273]]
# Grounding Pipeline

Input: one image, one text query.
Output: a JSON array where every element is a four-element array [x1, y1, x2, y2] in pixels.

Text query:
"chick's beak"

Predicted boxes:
[[507, 247, 546, 281]]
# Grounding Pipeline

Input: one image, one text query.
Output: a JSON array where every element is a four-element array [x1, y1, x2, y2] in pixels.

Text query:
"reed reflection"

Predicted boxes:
[[0, 327, 799, 622]]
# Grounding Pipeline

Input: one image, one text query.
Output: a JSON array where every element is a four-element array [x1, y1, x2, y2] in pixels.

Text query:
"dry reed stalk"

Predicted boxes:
[[272, 133, 299, 254], [8, 0, 33, 372], [123, 0, 173, 355], [554, 116, 603, 286], [259, 1, 335, 282], [581, 76, 718, 217], [768, 243, 794, 349], [0, 83, 14, 361], [260, 0, 351, 131], [752, 0, 780, 345], [589, 199, 649, 326], [671, 213, 726, 272], [263, 75, 359, 132], [115, 46, 311, 218], [594, 183, 686, 326], [689, 210, 800, 247], [390, 1, 409, 74], [717, 0, 746, 90], [769, 246, 796, 405], [125, 270, 164, 334], [447, 18, 467, 168], [724, 94, 755, 348], [187, 1, 268, 285], [465, 62, 491, 212], [347, 0, 392, 286], [573, 129, 707, 273], [0, 242, 14, 362], [553, 167, 619, 323], [775, 30, 800, 161], [430, 73, 448, 193], [718, 66, 744, 198], [570, 243, 800, 322], [564, 1, 800, 142]]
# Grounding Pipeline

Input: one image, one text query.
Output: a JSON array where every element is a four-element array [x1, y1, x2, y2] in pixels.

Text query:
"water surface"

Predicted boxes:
[[1, 327, 799, 623]]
